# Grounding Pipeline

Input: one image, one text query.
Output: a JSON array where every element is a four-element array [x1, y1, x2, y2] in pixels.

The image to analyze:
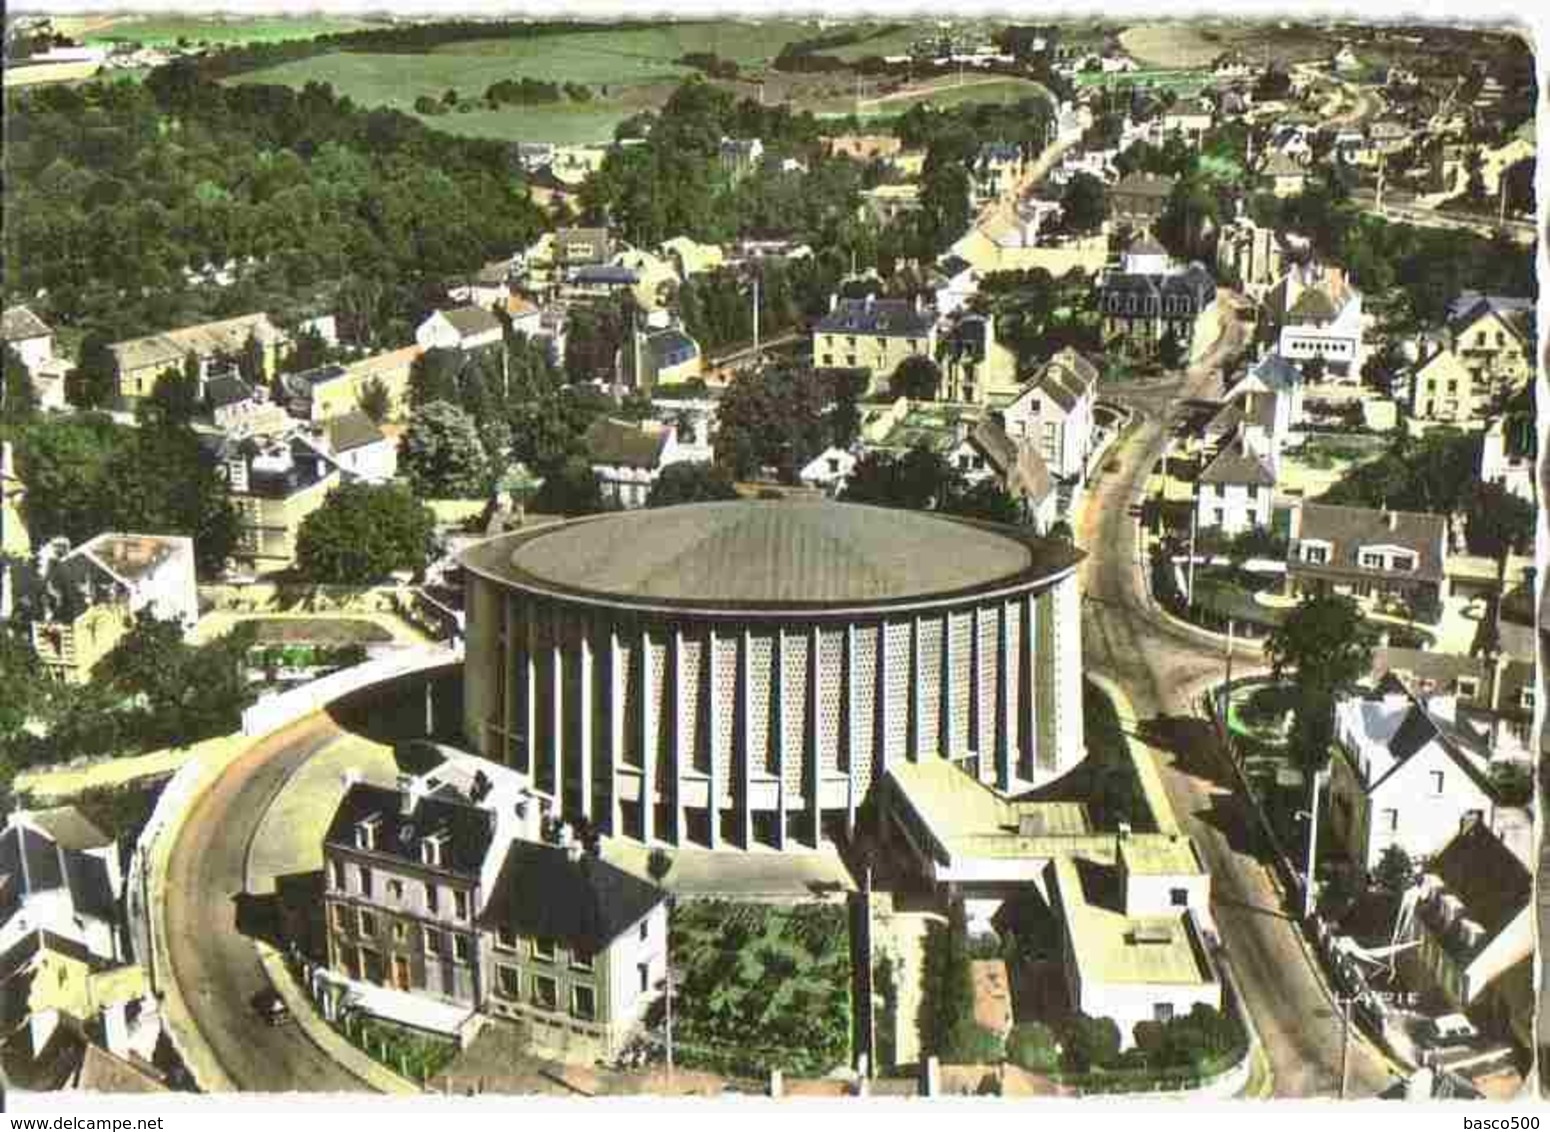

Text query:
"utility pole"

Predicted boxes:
[[1303, 765, 1326, 919], [752, 273, 761, 359], [1186, 503, 1199, 608], [1337, 994, 1353, 1099], [1223, 617, 1235, 748]]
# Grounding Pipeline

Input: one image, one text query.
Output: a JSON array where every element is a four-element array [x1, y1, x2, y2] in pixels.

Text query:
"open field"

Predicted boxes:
[[832, 75, 1053, 121], [72, 14, 379, 46], [431, 20, 817, 68], [3, 59, 103, 87], [1074, 67, 1213, 95], [1118, 21, 1335, 68]]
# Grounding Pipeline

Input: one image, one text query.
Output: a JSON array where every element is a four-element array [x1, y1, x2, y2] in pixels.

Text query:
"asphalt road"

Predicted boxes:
[[1347, 188, 1536, 245], [162, 713, 374, 1093], [1077, 314, 1397, 1099]]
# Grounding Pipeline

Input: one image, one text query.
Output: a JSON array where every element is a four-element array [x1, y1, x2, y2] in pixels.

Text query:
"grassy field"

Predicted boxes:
[[1118, 20, 1335, 69], [830, 75, 1052, 121], [433, 20, 816, 68], [72, 14, 378, 47]]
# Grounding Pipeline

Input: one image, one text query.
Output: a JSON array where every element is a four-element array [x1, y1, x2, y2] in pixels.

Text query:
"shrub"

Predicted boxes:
[[943, 1019, 1005, 1064], [1006, 1022, 1060, 1073], [1062, 1014, 1122, 1072]]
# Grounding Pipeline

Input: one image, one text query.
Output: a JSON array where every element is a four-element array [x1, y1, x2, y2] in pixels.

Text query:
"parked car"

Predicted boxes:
[[1418, 1013, 1478, 1049], [251, 986, 293, 1027]]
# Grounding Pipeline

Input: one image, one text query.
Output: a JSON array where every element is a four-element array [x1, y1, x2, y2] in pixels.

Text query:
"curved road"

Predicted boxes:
[[1077, 310, 1395, 1098], [162, 714, 373, 1093]]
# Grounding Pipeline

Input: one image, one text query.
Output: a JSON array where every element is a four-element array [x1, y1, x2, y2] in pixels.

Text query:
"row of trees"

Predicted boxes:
[[840, 446, 1022, 525]]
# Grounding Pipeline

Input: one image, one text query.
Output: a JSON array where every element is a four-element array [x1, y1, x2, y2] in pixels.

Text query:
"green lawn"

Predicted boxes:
[[433, 20, 817, 68], [78, 15, 377, 47], [830, 76, 1052, 122]]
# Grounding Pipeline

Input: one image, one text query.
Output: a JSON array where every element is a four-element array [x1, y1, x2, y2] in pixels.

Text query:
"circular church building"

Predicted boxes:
[[460, 500, 1085, 851]]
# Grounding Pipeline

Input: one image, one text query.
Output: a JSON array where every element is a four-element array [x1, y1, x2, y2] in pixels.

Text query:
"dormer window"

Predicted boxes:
[[421, 830, 448, 868], [1521, 688, 1535, 711], [1301, 542, 1329, 565], [355, 814, 381, 851]]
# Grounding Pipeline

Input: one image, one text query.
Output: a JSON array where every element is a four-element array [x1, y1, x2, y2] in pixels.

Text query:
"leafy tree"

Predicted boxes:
[[1372, 844, 1415, 894], [646, 462, 739, 508], [67, 333, 118, 411], [1062, 1014, 1122, 1072], [1060, 172, 1107, 234], [1463, 480, 1534, 638], [890, 355, 941, 401], [138, 366, 200, 429], [104, 425, 240, 576], [1006, 1022, 1060, 1073], [408, 348, 466, 410], [946, 478, 1021, 524], [2, 344, 39, 424], [96, 612, 258, 747], [842, 446, 954, 511], [295, 482, 436, 585], [1264, 594, 1377, 775], [1156, 326, 1185, 371], [282, 325, 335, 374], [357, 376, 391, 424], [920, 898, 977, 1060], [714, 365, 831, 482], [529, 456, 604, 516], [400, 401, 491, 499]]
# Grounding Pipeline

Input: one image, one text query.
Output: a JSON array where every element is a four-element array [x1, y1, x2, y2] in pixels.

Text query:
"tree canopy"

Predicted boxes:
[[400, 400, 492, 499], [295, 481, 436, 585], [1264, 594, 1377, 773], [646, 461, 739, 508]]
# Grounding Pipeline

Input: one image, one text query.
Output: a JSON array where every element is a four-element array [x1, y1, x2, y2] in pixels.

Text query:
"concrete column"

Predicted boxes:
[[501, 596, 516, 766], [806, 626, 821, 849], [908, 616, 922, 761], [670, 626, 686, 846], [845, 623, 859, 836], [996, 603, 1013, 792], [875, 621, 891, 781], [608, 629, 624, 838], [773, 629, 787, 850], [549, 606, 563, 808], [1022, 592, 1038, 780], [639, 625, 655, 845], [706, 626, 720, 850], [940, 613, 955, 760], [577, 619, 594, 823], [742, 628, 756, 850], [523, 607, 537, 780]]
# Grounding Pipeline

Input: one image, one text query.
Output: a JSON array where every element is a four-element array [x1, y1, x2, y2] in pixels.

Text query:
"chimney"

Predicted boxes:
[[829, 293, 839, 313], [1386, 510, 1398, 531], [1287, 501, 1303, 541]]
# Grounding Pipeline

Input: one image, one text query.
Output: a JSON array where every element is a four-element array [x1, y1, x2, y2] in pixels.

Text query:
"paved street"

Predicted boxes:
[[1077, 314, 1398, 1098], [162, 713, 375, 1093]]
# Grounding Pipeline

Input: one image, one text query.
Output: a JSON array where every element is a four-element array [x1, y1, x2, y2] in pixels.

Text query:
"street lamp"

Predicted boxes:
[[1297, 765, 1329, 920]]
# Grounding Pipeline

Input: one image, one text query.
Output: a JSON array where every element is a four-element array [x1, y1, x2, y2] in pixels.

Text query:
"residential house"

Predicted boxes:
[[478, 838, 667, 1060], [1371, 649, 1535, 766], [1263, 151, 1308, 197], [27, 532, 198, 683], [936, 313, 1019, 406], [946, 200, 1109, 277], [659, 236, 725, 280], [1287, 502, 1448, 616], [204, 374, 288, 436], [1195, 434, 1276, 536], [519, 228, 613, 291], [1446, 293, 1534, 402], [933, 257, 980, 320], [1478, 415, 1535, 504], [798, 446, 859, 497], [1228, 353, 1306, 427], [323, 781, 496, 1008], [2, 305, 68, 410], [859, 183, 922, 226], [1405, 343, 1481, 424], [959, 417, 1058, 532], [1212, 51, 1260, 80], [222, 432, 342, 574], [1328, 685, 1502, 871], [1162, 98, 1215, 145], [822, 134, 903, 163], [719, 137, 765, 181], [1407, 819, 1531, 1047], [812, 295, 937, 395], [1263, 263, 1364, 378], [504, 295, 543, 340], [325, 410, 397, 485], [1108, 172, 1176, 231], [1267, 122, 1315, 164], [415, 306, 504, 353], [1097, 256, 1219, 361], [612, 248, 680, 312], [583, 417, 707, 510], [1001, 348, 1099, 482], [1332, 43, 1361, 73], [623, 327, 703, 394], [0, 808, 147, 1069], [562, 265, 641, 303], [1047, 839, 1221, 1048], [109, 313, 286, 404], [973, 142, 1028, 206], [1215, 216, 1311, 297]]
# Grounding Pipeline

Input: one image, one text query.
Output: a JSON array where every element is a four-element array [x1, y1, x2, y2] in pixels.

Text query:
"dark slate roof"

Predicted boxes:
[[473, 500, 1084, 608], [204, 374, 255, 411], [584, 417, 672, 470], [1430, 819, 1529, 950], [1293, 503, 1447, 584], [571, 265, 639, 286], [1246, 353, 1302, 392], [478, 840, 665, 954], [297, 363, 349, 388], [816, 298, 933, 339], [1112, 172, 1176, 198], [323, 782, 494, 878], [1363, 693, 1498, 801], [979, 141, 1022, 164], [1200, 438, 1276, 486], [327, 409, 386, 455], [61, 852, 116, 921], [441, 305, 503, 338], [968, 417, 1018, 477], [0, 823, 116, 926], [1, 305, 52, 342], [1447, 292, 1532, 339], [645, 329, 699, 368]]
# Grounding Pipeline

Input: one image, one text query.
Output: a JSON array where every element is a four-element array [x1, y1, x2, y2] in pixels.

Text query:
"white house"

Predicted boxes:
[[1265, 263, 1364, 378], [1328, 685, 1504, 872], [958, 418, 1058, 533], [1000, 349, 1099, 482], [583, 417, 708, 510], [1478, 416, 1534, 504], [415, 306, 505, 353], [49, 531, 200, 633], [2, 305, 69, 411], [1228, 353, 1305, 427], [325, 410, 397, 485], [799, 446, 859, 496], [1195, 435, 1276, 535]]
